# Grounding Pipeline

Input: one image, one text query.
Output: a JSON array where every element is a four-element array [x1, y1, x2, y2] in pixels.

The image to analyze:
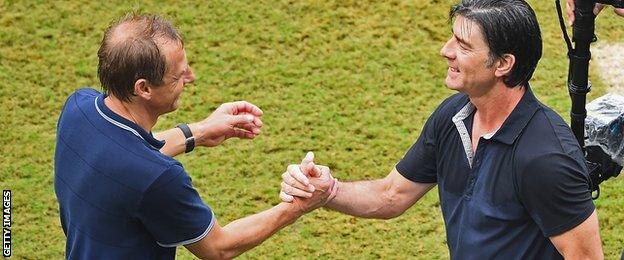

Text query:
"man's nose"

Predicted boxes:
[[440, 39, 454, 59], [185, 67, 196, 84]]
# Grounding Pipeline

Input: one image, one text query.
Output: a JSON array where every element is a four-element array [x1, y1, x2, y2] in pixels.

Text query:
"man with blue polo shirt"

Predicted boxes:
[[55, 14, 331, 259], [279, 0, 604, 258]]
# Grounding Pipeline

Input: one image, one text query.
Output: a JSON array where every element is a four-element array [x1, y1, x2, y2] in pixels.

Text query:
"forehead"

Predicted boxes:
[[452, 16, 488, 48], [159, 40, 186, 72]]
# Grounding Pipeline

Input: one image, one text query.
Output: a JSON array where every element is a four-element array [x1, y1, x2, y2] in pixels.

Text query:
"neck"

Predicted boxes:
[[469, 83, 526, 131], [104, 94, 158, 132]]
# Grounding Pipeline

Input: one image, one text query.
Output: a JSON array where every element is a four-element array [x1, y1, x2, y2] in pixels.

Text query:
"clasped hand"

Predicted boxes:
[[280, 152, 337, 213]]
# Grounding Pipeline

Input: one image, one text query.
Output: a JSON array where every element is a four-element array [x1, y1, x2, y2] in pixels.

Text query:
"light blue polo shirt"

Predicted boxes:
[[55, 88, 214, 259]]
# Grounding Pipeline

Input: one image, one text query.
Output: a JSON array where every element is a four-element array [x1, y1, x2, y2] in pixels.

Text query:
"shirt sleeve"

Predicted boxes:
[[137, 164, 215, 247], [395, 109, 439, 184], [515, 153, 595, 237]]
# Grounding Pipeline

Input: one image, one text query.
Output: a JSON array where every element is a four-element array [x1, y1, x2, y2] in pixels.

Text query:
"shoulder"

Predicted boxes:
[[514, 103, 585, 168], [58, 87, 101, 122], [64, 87, 101, 105]]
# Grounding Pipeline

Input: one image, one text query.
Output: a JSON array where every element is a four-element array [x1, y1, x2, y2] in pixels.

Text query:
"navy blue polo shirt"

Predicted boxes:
[[396, 87, 595, 259], [54, 88, 214, 259]]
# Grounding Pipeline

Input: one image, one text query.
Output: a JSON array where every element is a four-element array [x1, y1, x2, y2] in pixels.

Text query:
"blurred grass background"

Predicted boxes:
[[0, 0, 622, 258]]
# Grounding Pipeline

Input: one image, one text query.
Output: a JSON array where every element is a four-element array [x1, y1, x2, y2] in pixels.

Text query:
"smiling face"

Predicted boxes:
[[149, 41, 196, 114], [439, 16, 498, 97]]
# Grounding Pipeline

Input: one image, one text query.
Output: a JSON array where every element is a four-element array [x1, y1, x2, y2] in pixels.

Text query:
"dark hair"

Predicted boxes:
[[97, 14, 184, 102], [450, 0, 542, 88]]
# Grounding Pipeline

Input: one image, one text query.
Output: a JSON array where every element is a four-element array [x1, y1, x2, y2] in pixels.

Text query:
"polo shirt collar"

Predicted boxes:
[[491, 85, 540, 145], [94, 93, 166, 150]]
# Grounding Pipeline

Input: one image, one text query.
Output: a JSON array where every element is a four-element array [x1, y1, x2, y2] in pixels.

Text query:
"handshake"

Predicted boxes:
[[278, 152, 339, 213]]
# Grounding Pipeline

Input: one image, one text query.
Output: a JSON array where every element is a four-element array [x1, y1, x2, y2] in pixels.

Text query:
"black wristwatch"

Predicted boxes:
[[176, 123, 195, 153]]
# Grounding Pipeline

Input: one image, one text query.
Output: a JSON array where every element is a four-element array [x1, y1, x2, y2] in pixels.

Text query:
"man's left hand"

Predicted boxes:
[[191, 101, 264, 147]]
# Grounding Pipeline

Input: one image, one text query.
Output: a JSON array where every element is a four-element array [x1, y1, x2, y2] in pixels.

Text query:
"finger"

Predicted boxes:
[[231, 101, 264, 117], [566, 0, 575, 26], [319, 165, 331, 177], [281, 182, 312, 198], [300, 159, 319, 178], [279, 191, 294, 203], [227, 114, 255, 127], [253, 116, 263, 127], [593, 3, 605, 16], [228, 128, 257, 139], [287, 164, 310, 186], [307, 163, 322, 178], [236, 112, 263, 128], [234, 123, 261, 134], [283, 171, 314, 192], [614, 8, 624, 17], [225, 127, 257, 139]]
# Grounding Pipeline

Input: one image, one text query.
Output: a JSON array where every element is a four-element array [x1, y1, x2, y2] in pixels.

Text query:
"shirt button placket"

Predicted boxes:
[[465, 139, 486, 200]]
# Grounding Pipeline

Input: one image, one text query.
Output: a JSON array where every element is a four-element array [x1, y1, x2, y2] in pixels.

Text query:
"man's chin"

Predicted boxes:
[[444, 79, 461, 91]]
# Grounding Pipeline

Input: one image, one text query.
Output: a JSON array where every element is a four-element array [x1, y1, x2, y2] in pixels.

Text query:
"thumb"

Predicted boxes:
[[300, 152, 321, 177], [227, 114, 254, 126], [301, 151, 314, 165]]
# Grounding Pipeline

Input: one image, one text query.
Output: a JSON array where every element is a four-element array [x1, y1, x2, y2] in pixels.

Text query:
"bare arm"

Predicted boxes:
[[325, 168, 435, 219], [185, 203, 302, 259], [549, 209, 603, 259], [155, 101, 263, 157], [154, 122, 218, 157], [154, 125, 192, 157], [281, 164, 435, 220], [185, 153, 331, 259]]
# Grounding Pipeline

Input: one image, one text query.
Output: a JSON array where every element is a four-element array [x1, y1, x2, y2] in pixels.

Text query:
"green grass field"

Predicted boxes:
[[1, 0, 623, 258]]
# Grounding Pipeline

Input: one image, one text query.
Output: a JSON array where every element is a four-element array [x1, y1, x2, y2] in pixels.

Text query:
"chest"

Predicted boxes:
[[435, 116, 525, 206]]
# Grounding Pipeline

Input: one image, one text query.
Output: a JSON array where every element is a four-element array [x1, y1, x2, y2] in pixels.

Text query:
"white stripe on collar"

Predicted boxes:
[[94, 96, 157, 149], [452, 102, 476, 168]]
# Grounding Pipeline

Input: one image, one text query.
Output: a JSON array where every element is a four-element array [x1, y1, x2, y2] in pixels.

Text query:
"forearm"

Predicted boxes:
[[325, 179, 404, 219], [154, 127, 186, 156], [215, 203, 302, 259], [155, 123, 203, 157]]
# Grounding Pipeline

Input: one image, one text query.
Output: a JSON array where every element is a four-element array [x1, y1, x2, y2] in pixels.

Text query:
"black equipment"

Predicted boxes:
[[555, 0, 623, 199]]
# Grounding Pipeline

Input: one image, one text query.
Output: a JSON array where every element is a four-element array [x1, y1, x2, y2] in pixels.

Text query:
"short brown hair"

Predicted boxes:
[[97, 14, 184, 102]]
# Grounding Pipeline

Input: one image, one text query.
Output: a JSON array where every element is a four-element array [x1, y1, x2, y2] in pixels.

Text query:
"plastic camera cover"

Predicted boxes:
[[585, 93, 624, 166]]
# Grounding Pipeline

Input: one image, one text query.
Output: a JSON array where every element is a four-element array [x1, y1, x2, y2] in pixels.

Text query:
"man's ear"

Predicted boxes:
[[494, 54, 515, 78], [133, 79, 152, 101]]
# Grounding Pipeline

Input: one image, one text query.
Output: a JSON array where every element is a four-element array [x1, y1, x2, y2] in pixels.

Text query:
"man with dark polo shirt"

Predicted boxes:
[[279, 0, 603, 258], [54, 14, 331, 259]]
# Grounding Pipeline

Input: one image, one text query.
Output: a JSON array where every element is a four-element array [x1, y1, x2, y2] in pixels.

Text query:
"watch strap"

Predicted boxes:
[[176, 123, 195, 153]]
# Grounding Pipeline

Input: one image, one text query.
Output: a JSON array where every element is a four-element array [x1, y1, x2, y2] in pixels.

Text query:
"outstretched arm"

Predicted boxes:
[[281, 160, 435, 220], [185, 153, 329, 259], [325, 168, 435, 219], [156, 101, 263, 157], [185, 203, 302, 259]]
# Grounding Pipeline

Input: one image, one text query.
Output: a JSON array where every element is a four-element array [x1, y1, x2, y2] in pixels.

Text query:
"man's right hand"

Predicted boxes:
[[279, 152, 337, 213], [566, 0, 624, 26], [191, 101, 264, 148]]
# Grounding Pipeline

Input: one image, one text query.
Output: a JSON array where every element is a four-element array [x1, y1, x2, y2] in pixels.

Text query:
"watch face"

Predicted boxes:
[[185, 136, 195, 153]]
